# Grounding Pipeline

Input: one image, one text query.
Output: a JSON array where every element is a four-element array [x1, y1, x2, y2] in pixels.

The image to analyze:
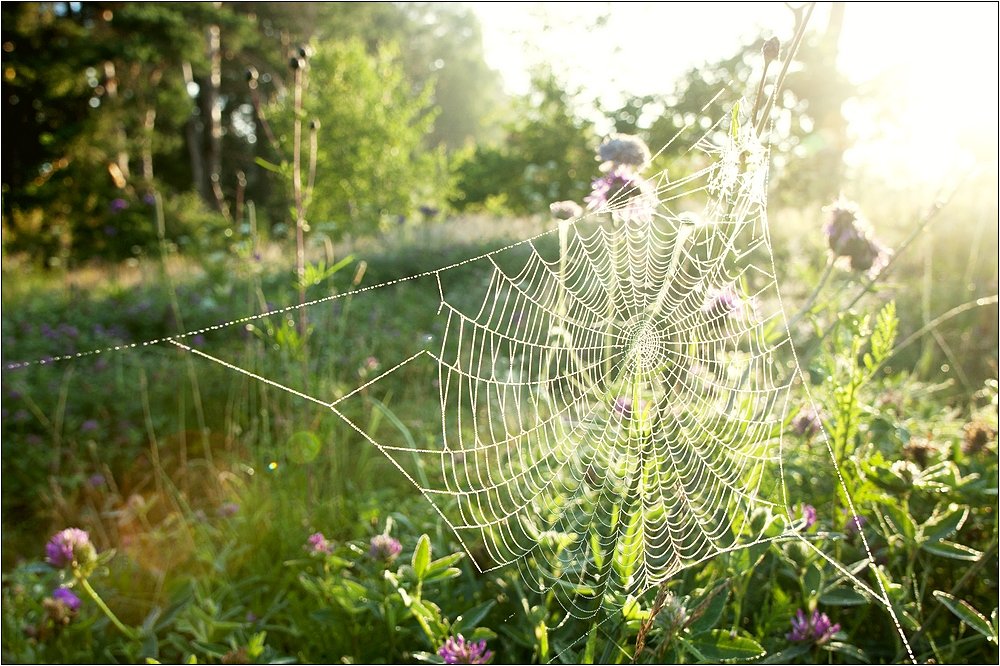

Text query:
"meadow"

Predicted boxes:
[[2, 193, 997, 663], [1, 3, 998, 664]]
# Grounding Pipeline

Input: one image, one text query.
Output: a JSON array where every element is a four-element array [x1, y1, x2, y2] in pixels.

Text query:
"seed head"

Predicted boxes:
[[598, 134, 651, 170], [962, 421, 995, 455], [549, 200, 583, 221], [762, 37, 780, 63]]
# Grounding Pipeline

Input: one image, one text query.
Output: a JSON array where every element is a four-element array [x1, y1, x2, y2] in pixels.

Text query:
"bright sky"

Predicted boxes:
[[471, 1, 999, 184]]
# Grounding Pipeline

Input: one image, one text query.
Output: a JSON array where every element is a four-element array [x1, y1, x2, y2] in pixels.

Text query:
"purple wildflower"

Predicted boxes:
[[823, 199, 890, 277], [306, 532, 333, 555], [51, 587, 82, 613], [791, 408, 822, 438], [787, 608, 840, 644], [613, 397, 633, 418], [799, 504, 818, 529], [368, 534, 402, 562], [81, 419, 99, 433], [143, 192, 157, 206], [702, 285, 744, 325], [438, 634, 493, 665], [88, 473, 106, 488], [45, 528, 97, 571], [585, 166, 656, 224], [218, 502, 240, 517], [109, 198, 129, 214], [845, 514, 866, 536]]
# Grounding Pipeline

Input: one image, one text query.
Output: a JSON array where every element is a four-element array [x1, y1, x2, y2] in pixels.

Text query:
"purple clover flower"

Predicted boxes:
[[368, 534, 402, 562], [702, 285, 744, 325], [306, 532, 333, 555], [613, 397, 634, 418], [799, 504, 818, 529], [791, 408, 822, 438], [45, 528, 96, 571], [845, 514, 866, 536], [218, 502, 240, 518], [787, 608, 840, 644], [438, 634, 494, 665], [51, 587, 82, 613]]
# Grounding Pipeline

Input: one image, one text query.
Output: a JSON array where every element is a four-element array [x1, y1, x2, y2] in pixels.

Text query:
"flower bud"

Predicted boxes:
[[762, 37, 780, 63]]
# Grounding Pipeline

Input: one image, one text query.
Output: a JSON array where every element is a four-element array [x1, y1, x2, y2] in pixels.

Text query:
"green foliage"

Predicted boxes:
[[453, 72, 597, 215], [268, 40, 452, 237]]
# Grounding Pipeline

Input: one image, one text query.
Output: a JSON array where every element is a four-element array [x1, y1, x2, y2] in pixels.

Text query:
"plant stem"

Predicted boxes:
[[783, 258, 835, 333], [78, 576, 139, 640]]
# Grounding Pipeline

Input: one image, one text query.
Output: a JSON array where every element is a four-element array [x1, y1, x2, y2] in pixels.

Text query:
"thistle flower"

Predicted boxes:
[[368, 534, 402, 562], [962, 421, 995, 455], [585, 166, 656, 224], [798, 504, 818, 529], [438, 634, 493, 664], [597, 134, 651, 170], [306, 532, 333, 555], [787, 608, 840, 644], [45, 528, 96, 573], [791, 407, 822, 438], [549, 200, 583, 220], [823, 199, 890, 277]]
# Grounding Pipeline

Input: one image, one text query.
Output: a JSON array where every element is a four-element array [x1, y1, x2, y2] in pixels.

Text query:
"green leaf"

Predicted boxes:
[[822, 641, 870, 663], [933, 591, 998, 642], [921, 506, 968, 543], [921, 540, 982, 561], [687, 582, 730, 634], [254, 157, 284, 174], [882, 504, 917, 542], [820, 587, 868, 606], [422, 567, 461, 584], [687, 630, 765, 661], [425, 552, 464, 575], [454, 600, 496, 633], [412, 534, 431, 580], [759, 643, 810, 663]]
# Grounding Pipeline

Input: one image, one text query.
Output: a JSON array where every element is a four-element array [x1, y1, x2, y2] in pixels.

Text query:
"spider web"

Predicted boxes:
[[5, 98, 915, 661]]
